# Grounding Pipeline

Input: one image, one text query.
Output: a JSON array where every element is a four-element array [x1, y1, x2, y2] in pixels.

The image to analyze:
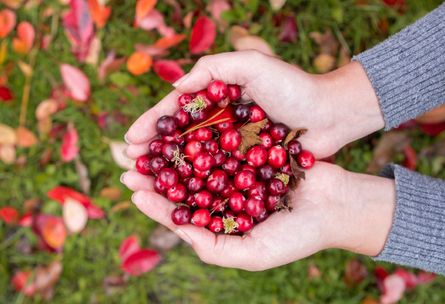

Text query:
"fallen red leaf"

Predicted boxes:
[[119, 235, 141, 261], [19, 212, 33, 227], [0, 86, 13, 102], [60, 123, 79, 162], [60, 64, 91, 102], [121, 249, 161, 276], [380, 273, 406, 304], [153, 60, 185, 83], [135, 0, 157, 24], [279, 16, 298, 43], [87, 0, 111, 29], [153, 34, 186, 49], [0, 206, 19, 224], [11, 270, 36, 296], [189, 16, 216, 54], [127, 51, 153, 76], [402, 145, 417, 170], [394, 268, 417, 290], [98, 51, 125, 81], [41, 217, 66, 250], [12, 21, 35, 54], [416, 271, 436, 284], [207, 0, 230, 31], [418, 121, 445, 136], [0, 9, 16, 38]]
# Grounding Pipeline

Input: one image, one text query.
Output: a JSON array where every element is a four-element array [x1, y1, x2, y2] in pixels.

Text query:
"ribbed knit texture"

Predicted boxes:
[[378, 165, 445, 275], [353, 3, 445, 130]]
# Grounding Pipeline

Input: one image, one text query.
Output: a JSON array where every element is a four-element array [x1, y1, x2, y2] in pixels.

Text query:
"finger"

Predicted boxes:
[[174, 51, 264, 93], [125, 90, 180, 144], [121, 171, 154, 191], [132, 190, 261, 270], [126, 142, 149, 159]]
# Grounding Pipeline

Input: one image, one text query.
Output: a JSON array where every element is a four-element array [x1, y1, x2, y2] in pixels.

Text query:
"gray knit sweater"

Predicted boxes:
[[353, 3, 445, 275]]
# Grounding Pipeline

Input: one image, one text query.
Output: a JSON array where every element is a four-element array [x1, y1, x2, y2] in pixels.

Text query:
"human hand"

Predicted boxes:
[[122, 162, 395, 271]]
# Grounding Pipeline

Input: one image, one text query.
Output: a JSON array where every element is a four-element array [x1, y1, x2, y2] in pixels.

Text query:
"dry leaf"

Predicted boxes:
[[110, 141, 134, 170], [0, 123, 17, 145], [85, 36, 101, 66], [284, 128, 307, 146], [100, 187, 121, 200], [16, 126, 38, 147], [149, 225, 181, 251], [309, 29, 339, 55], [109, 201, 131, 213], [18, 60, 33, 77], [34, 261, 63, 297], [0, 144, 16, 164], [289, 156, 305, 189], [75, 157, 90, 194], [313, 54, 335, 73], [344, 259, 368, 288], [367, 132, 410, 173], [269, 0, 286, 10], [63, 198, 88, 233], [36, 99, 58, 120], [232, 35, 275, 56], [238, 119, 268, 153]]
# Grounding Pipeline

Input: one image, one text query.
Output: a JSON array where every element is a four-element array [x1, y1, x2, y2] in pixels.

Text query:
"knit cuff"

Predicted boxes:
[[352, 3, 445, 130], [375, 164, 445, 275]]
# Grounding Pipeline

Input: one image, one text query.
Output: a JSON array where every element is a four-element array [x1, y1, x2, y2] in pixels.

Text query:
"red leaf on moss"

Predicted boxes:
[[12, 21, 35, 54], [402, 145, 417, 170], [60, 64, 91, 101], [0, 9, 16, 38], [153, 60, 185, 83], [41, 217, 66, 250], [61, 123, 79, 162], [189, 16, 216, 54], [0, 86, 13, 102], [122, 249, 161, 276], [11, 270, 35, 296], [279, 16, 297, 43], [119, 235, 141, 261], [418, 121, 445, 136], [19, 212, 33, 227], [380, 274, 406, 304], [0, 206, 19, 224], [87, 0, 111, 29]]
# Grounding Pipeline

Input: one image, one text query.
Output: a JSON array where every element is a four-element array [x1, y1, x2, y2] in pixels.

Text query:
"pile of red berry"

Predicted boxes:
[[135, 80, 315, 234]]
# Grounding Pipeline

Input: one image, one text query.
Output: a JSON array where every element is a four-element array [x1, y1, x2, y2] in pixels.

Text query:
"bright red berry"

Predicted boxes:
[[167, 183, 187, 202], [162, 130, 184, 145], [207, 169, 228, 193], [259, 132, 273, 149], [208, 216, 224, 233], [249, 105, 266, 122], [193, 168, 211, 179], [287, 139, 302, 155], [220, 129, 241, 152], [227, 84, 241, 101], [154, 178, 167, 194], [194, 127, 213, 141], [191, 209, 211, 227], [149, 156, 168, 175], [171, 206, 191, 225], [213, 150, 226, 166], [204, 140, 219, 154], [267, 145, 287, 168], [156, 115, 177, 136], [135, 155, 151, 175], [187, 177, 205, 193], [267, 178, 288, 196], [246, 145, 268, 167], [184, 141, 203, 161], [177, 162, 193, 179], [215, 121, 233, 132], [270, 123, 289, 142], [178, 93, 194, 107], [148, 139, 163, 156], [157, 168, 178, 188], [232, 149, 246, 161], [193, 152, 215, 171], [211, 198, 226, 213], [222, 157, 240, 175], [248, 181, 266, 200], [228, 192, 246, 213], [266, 195, 280, 212], [236, 213, 253, 232], [194, 190, 213, 208], [245, 198, 265, 218], [221, 181, 236, 198], [207, 80, 228, 103], [174, 108, 190, 128], [234, 170, 256, 190], [296, 150, 315, 169]]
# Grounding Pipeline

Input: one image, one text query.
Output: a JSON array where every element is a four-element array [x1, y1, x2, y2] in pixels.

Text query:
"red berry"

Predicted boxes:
[[211, 198, 226, 213], [208, 216, 224, 233], [191, 209, 211, 227], [217, 98, 230, 108], [207, 80, 228, 103], [162, 130, 184, 145], [248, 181, 266, 200], [215, 121, 233, 132], [221, 181, 236, 198], [234, 170, 256, 190], [177, 162, 193, 179], [220, 129, 241, 152], [196, 90, 214, 109], [185, 132, 195, 142], [224, 209, 236, 219], [149, 156, 168, 175], [174, 109, 190, 128], [267, 145, 287, 168], [256, 210, 269, 223], [178, 93, 194, 107], [266, 195, 280, 212], [187, 177, 204, 193], [184, 141, 203, 161], [158, 168, 178, 188], [135, 155, 151, 175], [148, 139, 163, 156], [156, 115, 177, 136], [257, 164, 275, 180], [185, 194, 196, 207], [228, 192, 246, 213], [154, 178, 167, 194], [167, 183, 187, 202], [171, 206, 191, 225], [193, 168, 211, 179], [287, 139, 302, 155], [240, 164, 255, 173], [236, 213, 253, 232], [193, 152, 215, 171], [213, 150, 226, 166], [270, 123, 289, 142], [194, 190, 213, 208], [190, 109, 208, 122], [246, 145, 268, 167], [194, 127, 213, 141], [296, 150, 315, 169], [281, 163, 292, 175], [232, 149, 246, 161], [259, 132, 273, 149], [227, 84, 241, 101], [267, 178, 288, 196], [222, 157, 240, 175], [204, 140, 219, 154], [245, 198, 265, 218], [233, 104, 250, 121], [207, 169, 228, 193], [249, 105, 266, 122], [162, 143, 180, 161]]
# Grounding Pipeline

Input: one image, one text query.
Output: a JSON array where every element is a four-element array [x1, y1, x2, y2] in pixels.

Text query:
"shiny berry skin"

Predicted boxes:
[[221, 181, 236, 198], [193, 168, 211, 179], [190, 109, 208, 122], [194, 127, 213, 141], [267, 178, 288, 196], [245, 198, 265, 218], [167, 183, 187, 202], [236, 213, 253, 232], [224, 209, 236, 219], [259, 132, 273, 149], [157, 168, 178, 188], [149, 156, 168, 175], [232, 149, 246, 161], [233, 104, 250, 121], [249, 105, 266, 122], [215, 121, 233, 132], [281, 163, 292, 175], [177, 162, 193, 179], [240, 164, 255, 173], [227, 84, 241, 101], [296, 150, 315, 169], [194, 190, 213, 208], [135, 155, 151, 175], [162, 130, 184, 145], [154, 178, 167, 194], [213, 150, 226, 166], [248, 181, 266, 200], [185, 194, 196, 207], [206, 80, 228, 103], [193, 152, 215, 171], [171, 206, 191, 225], [174, 109, 190, 128], [256, 210, 269, 223], [204, 140, 219, 154], [287, 139, 302, 155], [148, 139, 163, 156], [184, 141, 203, 161], [246, 145, 268, 167], [207, 170, 228, 193], [266, 195, 280, 212], [196, 90, 214, 109], [178, 93, 194, 107], [234, 170, 256, 190], [222, 157, 240, 175], [211, 198, 226, 213], [187, 177, 204, 193], [270, 123, 289, 142], [257, 164, 275, 180], [217, 98, 230, 108], [268, 145, 287, 168], [220, 129, 241, 152], [185, 132, 195, 142], [156, 115, 177, 136], [191, 209, 211, 227], [162, 143, 180, 161], [228, 192, 246, 213], [208, 216, 224, 233]]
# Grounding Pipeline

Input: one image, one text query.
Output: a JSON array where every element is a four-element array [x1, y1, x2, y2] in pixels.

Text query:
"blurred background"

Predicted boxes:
[[1, 0, 445, 303]]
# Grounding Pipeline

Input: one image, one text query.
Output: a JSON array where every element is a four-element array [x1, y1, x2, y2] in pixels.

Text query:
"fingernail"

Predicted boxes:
[[124, 133, 131, 144], [174, 229, 192, 245], [120, 172, 126, 184], [131, 192, 140, 204], [172, 73, 190, 88]]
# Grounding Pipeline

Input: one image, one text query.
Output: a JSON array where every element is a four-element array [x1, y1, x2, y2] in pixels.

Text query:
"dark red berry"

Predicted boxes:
[[190, 109, 208, 122], [162, 130, 184, 145], [222, 157, 240, 175], [174, 109, 190, 128], [281, 163, 292, 175], [296, 150, 315, 169], [185, 132, 195, 142], [248, 181, 266, 200], [213, 150, 226, 166], [227, 84, 241, 101], [204, 140, 219, 154], [158, 168, 178, 188], [233, 104, 250, 121], [185, 194, 196, 207], [215, 121, 233, 132], [221, 181, 236, 198], [149, 156, 168, 175], [287, 139, 302, 155], [177, 162, 193, 179], [154, 177, 167, 194], [245, 198, 265, 218], [256, 210, 269, 223], [234, 170, 256, 190], [249, 105, 266, 122], [195, 190, 213, 208], [228, 192, 245, 213], [232, 149, 246, 161], [267, 178, 288, 196], [224, 209, 236, 219], [191, 209, 211, 227], [246, 145, 268, 167], [240, 164, 255, 173], [236, 213, 253, 232], [211, 198, 226, 213], [220, 129, 241, 152], [207, 80, 228, 103], [156, 115, 177, 136], [266, 195, 280, 212], [187, 177, 204, 193], [268, 145, 287, 168], [194, 127, 213, 141], [193, 168, 211, 179], [193, 152, 215, 171], [167, 183, 187, 202], [207, 169, 229, 193], [259, 132, 273, 149], [171, 206, 191, 225], [178, 93, 194, 107], [257, 164, 275, 180], [184, 141, 203, 161], [135, 155, 151, 175], [162, 143, 180, 161], [148, 139, 163, 156], [208, 216, 224, 233], [270, 123, 289, 142]]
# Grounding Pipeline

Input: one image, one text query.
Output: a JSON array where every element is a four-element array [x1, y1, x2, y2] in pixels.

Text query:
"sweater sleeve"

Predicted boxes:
[[376, 164, 445, 275], [353, 3, 445, 130]]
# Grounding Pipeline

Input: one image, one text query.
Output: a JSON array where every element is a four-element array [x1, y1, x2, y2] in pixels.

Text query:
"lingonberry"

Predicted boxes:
[[233, 104, 250, 121], [193, 168, 211, 179], [135, 155, 151, 175], [162, 142, 180, 161], [211, 198, 226, 213], [185, 194, 196, 207], [296, 150, 315, 169], [185, 132, 195, 142], [191, 209, 211, 227], [190, 109, 208, 122], [266, 195, 280, 212], [268, 145, 287, 168], [222, 157, 240, 175], [171, 206, 191, 225], [162, 130, 184, 145], [245, 198, 265, 218], [194, 127, 213, 141], [187, 177, 204, 193], [149, 156, 168, 175], [193, 152, 215, 171], [158, 168, 178, 188], [156, 115, 177, 136], [217, 98, 230, 108], [248, 181, 267, 200], [232, 149, 246, 161], [194, 190, 213, 208], [228, 192, 246, 213], [270, 123, 289, 142], [287, 139, 302, 155], [249, 105, 266, 122], [148, 139, 163, 156], [208, 216, 224, 233], [207, 169, 229, 193], [196, 90, 214, 110], [220, 129, 241, 152], [213, 150, 226, 166], [234, 170, 256, 190], [259, 132, 273, 149], [227, 84, 241, 101], [256, 210, 269, 223], [215, 121, 233, 132], [257, 164, 275, 180], [246, 145, 268, 167], [236, 213, 254, 232], [177, 162, 193, 179], [267, 178, 288, 196], [240, 164, 256, 173], [154, 177, 167, 194], [184, 141, 203, 161], [224, 209, 236, 219], [204, 140, 219, 154], [221, 181, 235, 198], [281, 163, 292, 175], [174, 109, 190, 128], [178, 93, 194, 107], [167, 183, 187, 202], [207, 80, 228, 103]]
